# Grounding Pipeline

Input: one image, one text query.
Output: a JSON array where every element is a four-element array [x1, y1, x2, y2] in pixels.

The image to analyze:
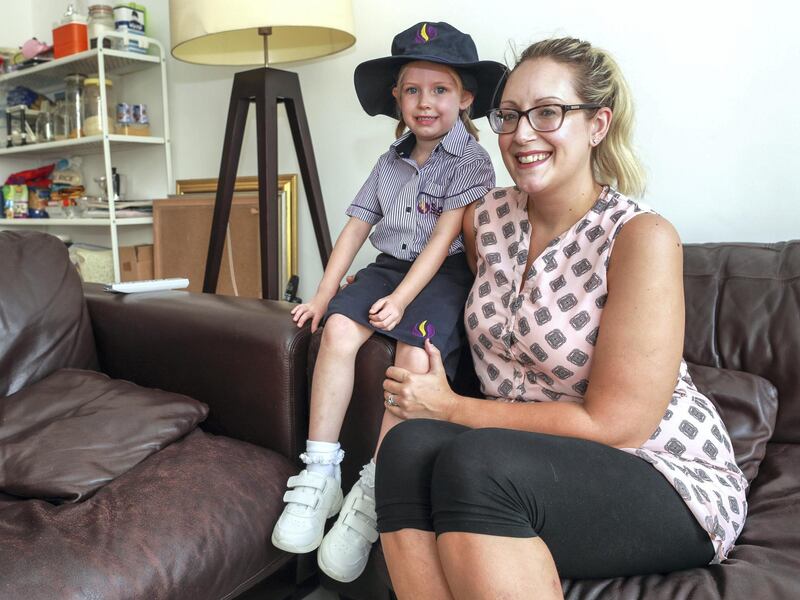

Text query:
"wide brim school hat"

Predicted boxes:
[[354, 22, 507, 119]]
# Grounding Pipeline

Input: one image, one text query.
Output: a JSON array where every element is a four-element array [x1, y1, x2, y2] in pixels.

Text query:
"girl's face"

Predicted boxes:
[[498, 58, 608, 197], [393, 62, 474, 143]]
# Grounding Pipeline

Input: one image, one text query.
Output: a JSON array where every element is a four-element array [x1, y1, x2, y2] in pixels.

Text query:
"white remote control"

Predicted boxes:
[[105, 278, 190, 294]]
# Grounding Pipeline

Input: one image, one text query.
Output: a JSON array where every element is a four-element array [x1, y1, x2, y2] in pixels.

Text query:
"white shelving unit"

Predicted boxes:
[[0, 33, 172, 282]]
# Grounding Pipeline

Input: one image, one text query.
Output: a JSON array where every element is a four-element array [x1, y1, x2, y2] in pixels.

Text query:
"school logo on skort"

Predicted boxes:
[[412, 319, 436, 339], [415, 23, 438, 44]]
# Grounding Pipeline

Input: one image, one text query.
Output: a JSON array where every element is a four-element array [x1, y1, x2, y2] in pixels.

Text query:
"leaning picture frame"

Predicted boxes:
[[174, 175, 298, 295]]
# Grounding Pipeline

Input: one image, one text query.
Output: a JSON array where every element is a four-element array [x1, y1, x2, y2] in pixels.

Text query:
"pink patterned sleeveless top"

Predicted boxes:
[[465, 185, 747, 561]]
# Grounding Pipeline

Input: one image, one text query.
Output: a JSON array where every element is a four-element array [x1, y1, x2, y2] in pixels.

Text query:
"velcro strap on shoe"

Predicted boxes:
[[287, 472, 326, 490], [283, 489, 320, 508], [342, 510, 379, 543], [352, 496, 376, 520]]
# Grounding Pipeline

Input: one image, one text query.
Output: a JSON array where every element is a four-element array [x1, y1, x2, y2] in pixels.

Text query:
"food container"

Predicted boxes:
[[65, 73, 86, 138], [83, 77, 114, 136], [88, 4, 115, 49], [53, 5, 89, 58], [116, 101, 150, 136], [113, 3, 148, 54]]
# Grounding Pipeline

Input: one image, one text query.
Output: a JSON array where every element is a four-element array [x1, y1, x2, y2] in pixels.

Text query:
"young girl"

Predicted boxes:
[[271, 22, 505, 582]]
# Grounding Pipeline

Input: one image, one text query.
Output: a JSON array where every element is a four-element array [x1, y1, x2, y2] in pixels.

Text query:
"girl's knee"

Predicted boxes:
[[394, 342, 430, 373], [321, 314, 369, 350]]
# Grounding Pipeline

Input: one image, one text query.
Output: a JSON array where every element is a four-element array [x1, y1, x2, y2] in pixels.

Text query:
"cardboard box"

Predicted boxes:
[[119, 244, 154, 282]]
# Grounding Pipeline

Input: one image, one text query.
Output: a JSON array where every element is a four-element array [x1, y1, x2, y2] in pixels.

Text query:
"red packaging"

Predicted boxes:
[[53, 22, 89, 58]]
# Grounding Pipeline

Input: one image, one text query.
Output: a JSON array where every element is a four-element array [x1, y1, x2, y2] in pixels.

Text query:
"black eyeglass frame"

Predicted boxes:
[[486, 103, 604, 134]]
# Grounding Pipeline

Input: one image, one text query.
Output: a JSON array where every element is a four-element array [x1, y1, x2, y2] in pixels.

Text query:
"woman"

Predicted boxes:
[[375, 37, 747, 600]]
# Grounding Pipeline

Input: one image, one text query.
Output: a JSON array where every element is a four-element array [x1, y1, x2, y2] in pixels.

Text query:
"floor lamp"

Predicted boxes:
[[169, 0, 356, 299]]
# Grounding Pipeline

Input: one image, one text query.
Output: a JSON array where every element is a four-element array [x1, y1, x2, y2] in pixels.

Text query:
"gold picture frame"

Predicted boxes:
[[174, 175, 298, 292]]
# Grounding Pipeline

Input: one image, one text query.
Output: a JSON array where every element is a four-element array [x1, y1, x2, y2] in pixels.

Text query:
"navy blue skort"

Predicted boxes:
[[326, 253, 473, 378]]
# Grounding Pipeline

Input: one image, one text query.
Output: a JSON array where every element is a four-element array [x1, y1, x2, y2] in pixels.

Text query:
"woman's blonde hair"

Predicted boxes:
[[393, 62, 480, 140], [515, 38, 646, 197]]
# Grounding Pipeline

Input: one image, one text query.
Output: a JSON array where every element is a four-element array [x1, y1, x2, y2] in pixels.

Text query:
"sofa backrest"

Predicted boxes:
[[0, 231, 98, 396], [682, 241, 800, 444]]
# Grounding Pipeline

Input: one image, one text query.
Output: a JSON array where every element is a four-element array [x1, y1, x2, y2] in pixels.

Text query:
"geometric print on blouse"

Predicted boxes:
[[465, 185, 747, 562]]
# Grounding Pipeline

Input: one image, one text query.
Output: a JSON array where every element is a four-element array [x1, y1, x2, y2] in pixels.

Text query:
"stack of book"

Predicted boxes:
[[80, 198, 152, 218]]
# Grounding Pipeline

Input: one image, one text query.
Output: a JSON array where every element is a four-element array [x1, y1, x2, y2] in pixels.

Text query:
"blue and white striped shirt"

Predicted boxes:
[[346, 119, 495, 261]]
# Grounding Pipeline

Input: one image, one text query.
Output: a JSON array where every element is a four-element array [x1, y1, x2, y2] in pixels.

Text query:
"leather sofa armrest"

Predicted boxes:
[[83, 283, 310, 461]]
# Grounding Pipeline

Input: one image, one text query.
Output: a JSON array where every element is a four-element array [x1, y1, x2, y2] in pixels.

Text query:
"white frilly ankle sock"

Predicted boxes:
[[301, 440, 344, 478]]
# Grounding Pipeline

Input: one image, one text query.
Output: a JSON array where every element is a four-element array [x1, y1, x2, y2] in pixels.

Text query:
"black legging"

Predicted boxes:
[[375, 419, 714, 580]]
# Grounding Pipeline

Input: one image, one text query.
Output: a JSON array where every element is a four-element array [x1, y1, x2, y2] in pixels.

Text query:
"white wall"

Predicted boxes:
[[8, 0, 800, 300]]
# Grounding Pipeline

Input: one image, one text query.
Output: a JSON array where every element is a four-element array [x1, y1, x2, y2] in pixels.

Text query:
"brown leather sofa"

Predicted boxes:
[[319, 240, 800, 600], [0, 231, 315, 600]]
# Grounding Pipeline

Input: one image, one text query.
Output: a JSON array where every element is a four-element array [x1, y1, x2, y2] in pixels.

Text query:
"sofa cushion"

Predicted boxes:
[[0, 428, 297, 600], [0, 368, 208, 502], [687, 363, 778, 483], [0, 231, 98, 397], [683, 241, 800, 444], [558, 443, 800, 600]]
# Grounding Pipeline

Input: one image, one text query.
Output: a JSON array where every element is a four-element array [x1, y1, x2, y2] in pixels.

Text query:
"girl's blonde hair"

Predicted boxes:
[[515, 38, 646, 197], [393, 63, 480, 140]]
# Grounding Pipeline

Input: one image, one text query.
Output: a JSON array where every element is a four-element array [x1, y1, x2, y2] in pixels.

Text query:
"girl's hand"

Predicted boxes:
[[290, 293, 331, 332], [383, 340, 457, 421], [369, 294, 406, 331]]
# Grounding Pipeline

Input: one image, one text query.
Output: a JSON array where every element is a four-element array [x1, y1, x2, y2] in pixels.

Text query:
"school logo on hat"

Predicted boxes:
[[415, 23, 438, 44], [412, 320, 436, 339], [354, 21, 507, 119]]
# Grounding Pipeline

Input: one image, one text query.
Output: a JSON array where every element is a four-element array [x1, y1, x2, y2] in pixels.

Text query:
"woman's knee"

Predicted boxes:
[[378, 420, 463, 473], [431, 429, 560, 506], [432, 429, 506, 486], [376, 420, 467, 495], [430, 429, 545, 535]]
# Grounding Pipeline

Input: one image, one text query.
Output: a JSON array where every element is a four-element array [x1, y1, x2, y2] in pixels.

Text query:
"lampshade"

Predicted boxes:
[[169, 0, 356, 65]]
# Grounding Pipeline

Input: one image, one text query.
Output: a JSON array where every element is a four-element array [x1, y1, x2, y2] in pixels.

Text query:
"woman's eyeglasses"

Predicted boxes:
[[487, 103, 603, 134]]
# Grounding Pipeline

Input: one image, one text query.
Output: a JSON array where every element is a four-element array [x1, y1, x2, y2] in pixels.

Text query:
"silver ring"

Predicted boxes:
[[386, 394, 398, 407]]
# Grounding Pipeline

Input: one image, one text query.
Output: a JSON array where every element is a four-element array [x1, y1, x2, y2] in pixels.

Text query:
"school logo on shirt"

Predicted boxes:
[[418, 196, 443, 215], [412, 319, 436, 339], [415, 23, 438, 44]]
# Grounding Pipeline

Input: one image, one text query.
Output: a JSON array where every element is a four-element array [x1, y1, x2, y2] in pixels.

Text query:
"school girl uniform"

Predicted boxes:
[[327, 118, 495, 377]]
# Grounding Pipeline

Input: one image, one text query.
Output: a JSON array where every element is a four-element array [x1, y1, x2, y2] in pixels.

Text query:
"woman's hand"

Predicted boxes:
[[369, 293, 407, 331], [383, 339, 458, 421], [290, 293, 332, 332]]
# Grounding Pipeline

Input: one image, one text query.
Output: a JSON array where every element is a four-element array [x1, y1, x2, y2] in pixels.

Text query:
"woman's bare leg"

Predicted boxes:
[[437, 533, 563, 600], [377, 344, 454, 598], [381, 529, 454, 600], [308, 314, 373, 442]]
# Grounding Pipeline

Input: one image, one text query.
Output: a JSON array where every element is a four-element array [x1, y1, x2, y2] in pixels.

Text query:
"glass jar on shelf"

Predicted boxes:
[[53, 92, 69, 141], [88, 4, 115, 49], [83, 77, 114, 136], [64, 73, 86, 138], [35, 100, 55, 143]]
